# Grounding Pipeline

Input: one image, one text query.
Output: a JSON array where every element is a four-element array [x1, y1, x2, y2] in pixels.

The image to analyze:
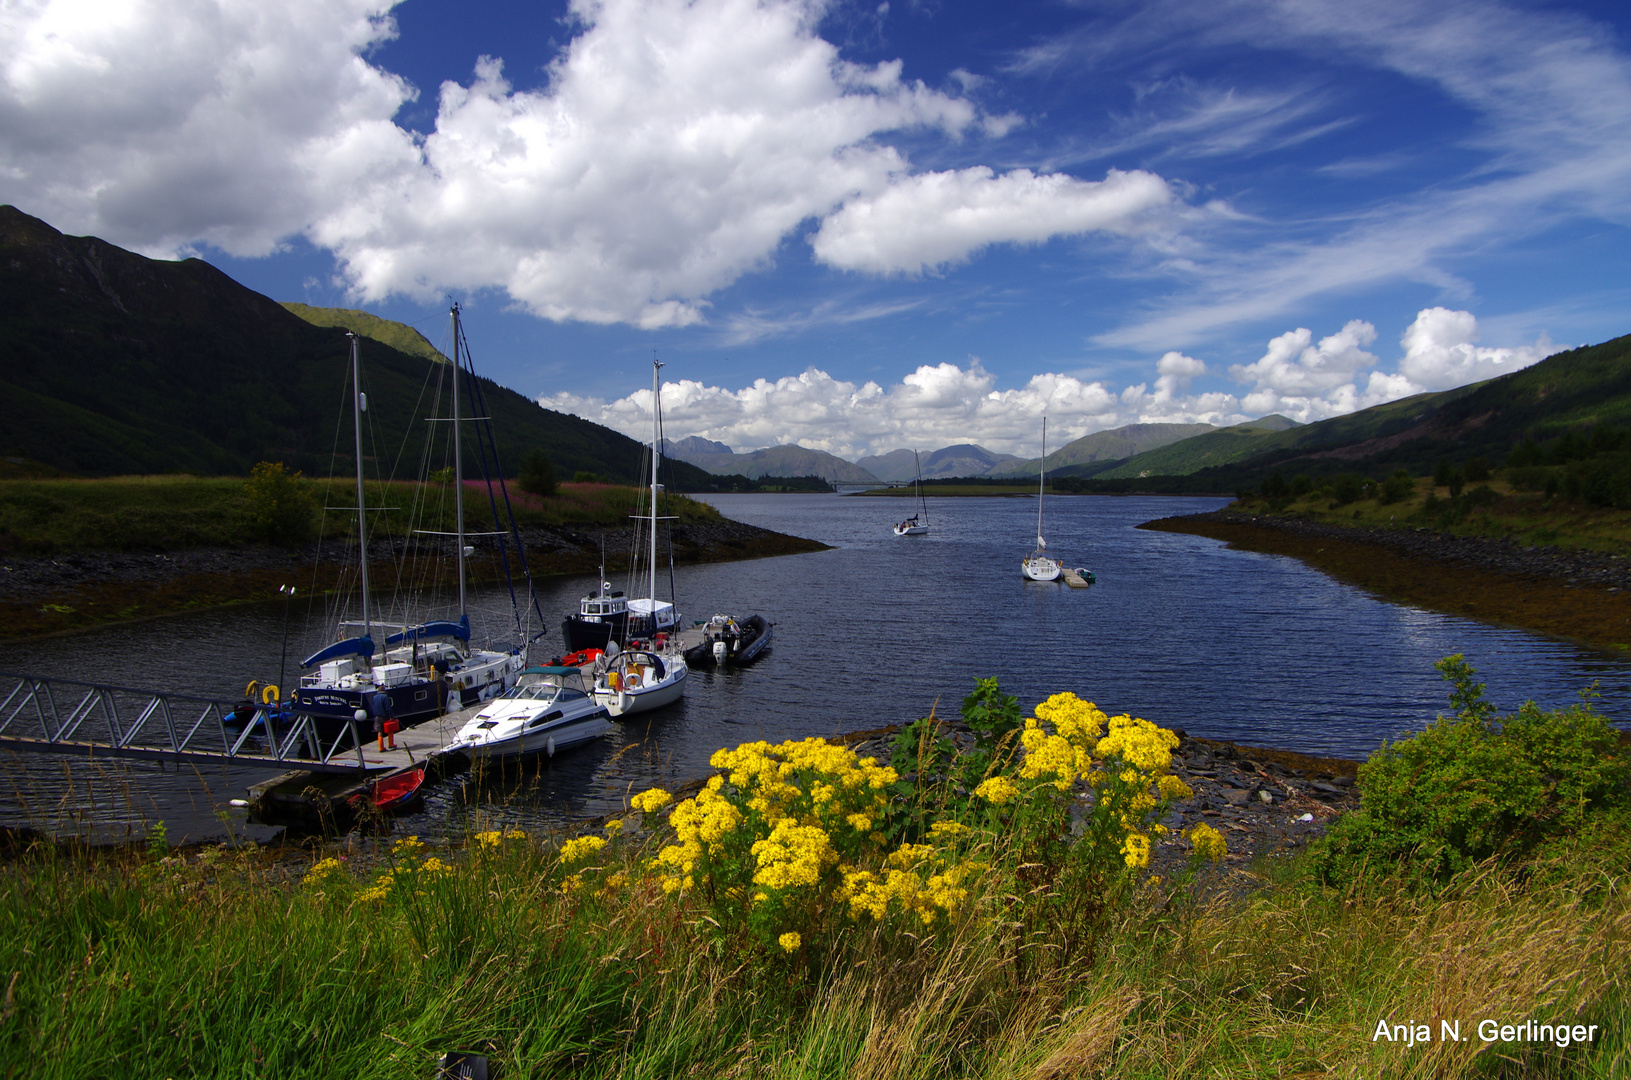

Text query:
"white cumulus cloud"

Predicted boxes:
[[541, 307, 1556, 457], [0, 0, 1182, 328], [809, 165, 1173, 274], [0, 0, 416, 257], [1226, 309, 1559, 424], [1398, 306, 1552, 389]]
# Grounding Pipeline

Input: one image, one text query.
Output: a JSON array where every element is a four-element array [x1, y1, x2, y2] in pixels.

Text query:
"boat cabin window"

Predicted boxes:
[[502, 683, 562, 701]]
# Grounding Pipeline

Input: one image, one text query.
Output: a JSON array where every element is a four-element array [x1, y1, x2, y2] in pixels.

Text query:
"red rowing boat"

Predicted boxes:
[[368, 767, 426, 811]]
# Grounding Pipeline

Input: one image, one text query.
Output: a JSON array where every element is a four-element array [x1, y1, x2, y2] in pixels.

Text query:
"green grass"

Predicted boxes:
[[1239, 476, 1631, 554], [2, 824, 1625, 1078], [0, 475, 724, 555]]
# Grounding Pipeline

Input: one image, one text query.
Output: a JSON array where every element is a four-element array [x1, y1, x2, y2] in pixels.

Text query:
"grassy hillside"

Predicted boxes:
[[0, 207, 718, 491], [280, 303, 448, 364], [1092, 415, 1301, 478], [685, 444, 880, 483], [990, 422, 1216, 478]]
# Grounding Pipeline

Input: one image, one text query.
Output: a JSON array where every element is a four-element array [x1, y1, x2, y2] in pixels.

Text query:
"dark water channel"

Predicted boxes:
[[3, 493, 1627, 844]]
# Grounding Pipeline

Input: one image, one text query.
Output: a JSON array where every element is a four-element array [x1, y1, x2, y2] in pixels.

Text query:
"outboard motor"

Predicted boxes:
[[713, 640, 728, 664]]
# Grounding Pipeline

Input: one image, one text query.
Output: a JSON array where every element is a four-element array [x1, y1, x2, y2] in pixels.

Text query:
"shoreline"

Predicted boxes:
[[0, 518, 830, 640], [1142, 509, 1631, 653]]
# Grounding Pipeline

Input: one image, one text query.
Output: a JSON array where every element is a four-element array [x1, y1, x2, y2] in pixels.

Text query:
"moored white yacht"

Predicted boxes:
[[443, 666, 611, 760]]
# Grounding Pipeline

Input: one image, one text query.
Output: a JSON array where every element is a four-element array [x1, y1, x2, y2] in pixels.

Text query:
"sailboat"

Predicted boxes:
[[1021, 417, 1063, 582], [291, 309, 528, 727], [893, 450, 930, 535], [593, 359, 689, 716]]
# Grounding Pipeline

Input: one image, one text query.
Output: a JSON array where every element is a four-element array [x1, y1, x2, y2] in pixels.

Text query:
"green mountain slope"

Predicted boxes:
[[990, 422, 1216, 478], [1068, 333, 1631, 492], [686, 444, 881, 483], [0, 206, 716, 490], [1093, 415, 1302, 478], [281, 302, 448, 364]]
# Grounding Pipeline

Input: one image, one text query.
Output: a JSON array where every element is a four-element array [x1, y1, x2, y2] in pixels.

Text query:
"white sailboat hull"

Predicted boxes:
[[894, 523, 928, 536], [596, 661, 688, 716], [1023, 554, 1062, 581]]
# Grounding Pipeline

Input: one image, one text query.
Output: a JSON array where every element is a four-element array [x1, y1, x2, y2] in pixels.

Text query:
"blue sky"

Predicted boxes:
[[3, 0, 1628, 459]]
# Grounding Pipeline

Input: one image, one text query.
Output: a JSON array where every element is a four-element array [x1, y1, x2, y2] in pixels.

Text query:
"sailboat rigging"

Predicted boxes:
[[290, 306, 543, 728]]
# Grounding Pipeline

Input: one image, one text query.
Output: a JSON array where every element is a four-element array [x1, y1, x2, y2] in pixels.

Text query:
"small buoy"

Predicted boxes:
[[228, 799, 249, 808]]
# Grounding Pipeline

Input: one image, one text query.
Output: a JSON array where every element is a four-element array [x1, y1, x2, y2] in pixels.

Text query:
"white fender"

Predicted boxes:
[[546, 736, 556, 758]]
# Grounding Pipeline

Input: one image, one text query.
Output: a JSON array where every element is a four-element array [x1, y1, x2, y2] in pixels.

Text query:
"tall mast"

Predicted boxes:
[[1037, 416, 1046, 549], [451, 303, 467, 617], [350, 332, 372, 648], [649, 358, 661, 602]]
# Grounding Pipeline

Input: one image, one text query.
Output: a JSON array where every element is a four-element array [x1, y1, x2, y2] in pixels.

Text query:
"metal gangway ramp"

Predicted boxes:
[[0, 672, 380, 774]]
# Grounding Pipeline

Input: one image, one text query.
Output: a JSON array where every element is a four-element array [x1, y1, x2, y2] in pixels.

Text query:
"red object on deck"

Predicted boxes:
[[559, 648, 604, 667]]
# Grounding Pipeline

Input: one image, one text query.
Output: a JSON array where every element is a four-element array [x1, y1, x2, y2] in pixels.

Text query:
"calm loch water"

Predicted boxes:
[[3, 492, 1627, 842]]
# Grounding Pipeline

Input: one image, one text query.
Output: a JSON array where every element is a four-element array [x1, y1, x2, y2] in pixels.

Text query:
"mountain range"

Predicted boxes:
[[0, 206, 716, 489], [6, 206, 1626, 493]]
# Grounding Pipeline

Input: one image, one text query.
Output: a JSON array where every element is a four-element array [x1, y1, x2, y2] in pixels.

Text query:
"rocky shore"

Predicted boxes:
[[0, 518, 829, 638], [1143, 509, 1631, 652]]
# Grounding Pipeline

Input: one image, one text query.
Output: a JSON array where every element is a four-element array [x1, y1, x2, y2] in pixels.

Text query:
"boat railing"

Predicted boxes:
[[0, 672, 377, 772]]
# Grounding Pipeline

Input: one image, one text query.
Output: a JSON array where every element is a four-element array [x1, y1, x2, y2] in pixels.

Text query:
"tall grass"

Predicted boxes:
[[1, 822, 1624, 1077]]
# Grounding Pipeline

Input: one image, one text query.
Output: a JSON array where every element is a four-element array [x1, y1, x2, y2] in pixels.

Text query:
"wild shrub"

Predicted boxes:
[[625, 680, 1223, 970], [1378, 469, 1415, 505], [1330, 473, 1366, 505], [243, 461, 315, 546], [1314, 655, 1629, 885], [517, 449, 557, 497]]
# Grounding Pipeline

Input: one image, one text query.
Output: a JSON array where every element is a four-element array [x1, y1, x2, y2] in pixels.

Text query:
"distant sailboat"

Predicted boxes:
[[893, 450, 929, 536], [1022, 418, 1063, 582]]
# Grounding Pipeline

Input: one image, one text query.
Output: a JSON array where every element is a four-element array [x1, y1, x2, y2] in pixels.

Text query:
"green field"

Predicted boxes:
[[0, 475, 723, 555]]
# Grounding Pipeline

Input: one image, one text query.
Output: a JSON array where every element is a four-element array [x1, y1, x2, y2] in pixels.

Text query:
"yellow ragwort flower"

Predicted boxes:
[[559, 835, 608, 863], [631, 788, 673, 814]]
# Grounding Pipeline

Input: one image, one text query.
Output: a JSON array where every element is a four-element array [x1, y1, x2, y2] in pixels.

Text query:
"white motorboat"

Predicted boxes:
[[1023, 417, 1064, 582], [893, 450, 930, 536], [596, 646, 689, 716], [593, 359, 689, 716], [444, 666, 611, 760]]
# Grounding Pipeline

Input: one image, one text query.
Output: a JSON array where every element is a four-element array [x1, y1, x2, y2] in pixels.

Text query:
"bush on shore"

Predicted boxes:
[[1315, 654, 1630, 885]]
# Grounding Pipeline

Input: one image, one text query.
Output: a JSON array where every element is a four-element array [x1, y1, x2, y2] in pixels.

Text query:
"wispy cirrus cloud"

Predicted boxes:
[[1076, 0, 1631, 349]]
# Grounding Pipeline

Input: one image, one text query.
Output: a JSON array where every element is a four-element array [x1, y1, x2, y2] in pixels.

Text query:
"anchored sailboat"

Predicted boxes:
[[1021, 417, 1063, 582], [893, 450, 930, 536]]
